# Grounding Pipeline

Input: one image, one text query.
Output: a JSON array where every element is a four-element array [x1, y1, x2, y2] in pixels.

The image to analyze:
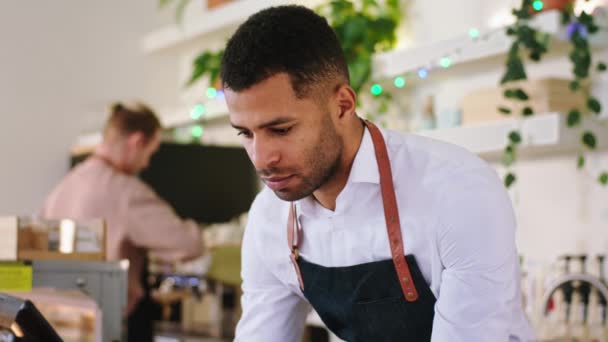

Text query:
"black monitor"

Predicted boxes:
[[139, 143, 259, 224], [71, 143, 259, 225]]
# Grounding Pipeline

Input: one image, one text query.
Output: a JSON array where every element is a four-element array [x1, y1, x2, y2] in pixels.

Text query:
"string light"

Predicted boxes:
[[377, 28, 503, 92], [440, 57, 452, 68], [370, 84, 383, 96], [393, 77, 406, 88], [532, 0, 544, 11], [190, 104, 206, 120], [468, 28, 480, 39], [191, 125, 203, 138], [417, 68, 428, 79], [206, 87, 218, 99]]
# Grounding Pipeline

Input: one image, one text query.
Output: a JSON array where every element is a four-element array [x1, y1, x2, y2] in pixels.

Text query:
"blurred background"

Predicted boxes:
[[1, 0, 608, 341]]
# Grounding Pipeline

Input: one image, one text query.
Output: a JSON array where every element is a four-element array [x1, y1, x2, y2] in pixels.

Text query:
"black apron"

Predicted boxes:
[[287, 120, 436, 341]]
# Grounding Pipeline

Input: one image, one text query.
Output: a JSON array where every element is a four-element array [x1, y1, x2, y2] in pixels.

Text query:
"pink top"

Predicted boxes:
[[41, 156, 203, 313]]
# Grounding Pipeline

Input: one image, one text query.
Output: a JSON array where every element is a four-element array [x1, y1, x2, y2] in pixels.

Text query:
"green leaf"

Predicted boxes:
[[501, 50, 527, 84], [529, 51, 541, 61], [509, 131, 522, 145], [600, 172, 608, 186], [502, 145, 516, 167], [582, 131, 597, 149], [567, 109, 581, 127], [505, 173, 517, 188], [499, 106, 512, 115], [587, 97, 602, 114], [598, 62, 607, 72], [522, 107, 534, 116], [504, 89, 517, 98], [570, 80, 580, 91], [577, 155, 585, 169], [515, 89, 529, 100]]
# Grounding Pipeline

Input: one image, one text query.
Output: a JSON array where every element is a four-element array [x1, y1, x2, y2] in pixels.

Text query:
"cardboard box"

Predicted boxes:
[[0, 216, 106, 262], [461, 78, 587, 124]]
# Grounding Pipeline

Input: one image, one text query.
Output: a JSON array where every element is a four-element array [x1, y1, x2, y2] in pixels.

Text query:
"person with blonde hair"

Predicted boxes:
[[42, 102, 203, 341]]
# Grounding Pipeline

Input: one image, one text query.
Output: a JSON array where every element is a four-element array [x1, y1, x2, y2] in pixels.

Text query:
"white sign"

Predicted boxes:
[[0, 216, 18, 260]]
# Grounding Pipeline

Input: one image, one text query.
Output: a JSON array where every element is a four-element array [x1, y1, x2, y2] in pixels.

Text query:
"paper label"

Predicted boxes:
[[0, 217, 18, 260]]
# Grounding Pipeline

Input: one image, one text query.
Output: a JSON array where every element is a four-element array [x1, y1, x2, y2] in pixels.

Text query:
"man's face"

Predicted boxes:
[[226, 73, 343, 201]]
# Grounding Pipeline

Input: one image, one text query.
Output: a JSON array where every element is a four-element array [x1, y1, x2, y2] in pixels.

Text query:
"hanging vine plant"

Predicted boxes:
[[499, 0, 607, 188], [170, 0, 401, 118]]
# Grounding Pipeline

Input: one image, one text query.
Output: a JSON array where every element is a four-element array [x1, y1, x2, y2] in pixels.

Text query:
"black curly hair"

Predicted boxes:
[[221, 5, 349, 99]]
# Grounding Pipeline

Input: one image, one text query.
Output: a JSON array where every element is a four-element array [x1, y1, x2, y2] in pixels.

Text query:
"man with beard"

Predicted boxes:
[[223, 5, 534, 342]]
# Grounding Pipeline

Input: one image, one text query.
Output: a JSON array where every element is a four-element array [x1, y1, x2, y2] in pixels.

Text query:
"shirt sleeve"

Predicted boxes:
[[125, 179, 203, 262], [235, 203, 310, 342], [431, 169, 522, 341]]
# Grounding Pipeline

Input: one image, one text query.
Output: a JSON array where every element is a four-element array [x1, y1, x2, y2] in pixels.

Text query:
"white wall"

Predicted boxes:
[[0, 0, 178, 214]]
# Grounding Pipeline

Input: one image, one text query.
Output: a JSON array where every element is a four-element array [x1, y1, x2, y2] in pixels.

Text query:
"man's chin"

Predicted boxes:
[[271, 188, 309, 202]]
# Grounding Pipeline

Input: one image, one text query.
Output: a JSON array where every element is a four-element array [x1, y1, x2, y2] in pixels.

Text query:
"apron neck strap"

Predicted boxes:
[[286, 120, 418, 302]]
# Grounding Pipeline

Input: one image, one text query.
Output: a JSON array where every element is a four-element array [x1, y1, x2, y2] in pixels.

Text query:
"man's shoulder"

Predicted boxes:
[[384, 128, 498, 188]]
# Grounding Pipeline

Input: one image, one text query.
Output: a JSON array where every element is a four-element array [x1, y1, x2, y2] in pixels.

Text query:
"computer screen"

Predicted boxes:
[[139, 143, 260, 224]]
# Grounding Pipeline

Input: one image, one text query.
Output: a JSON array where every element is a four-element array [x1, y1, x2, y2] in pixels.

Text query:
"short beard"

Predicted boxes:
[[272, 115, 342, 202]]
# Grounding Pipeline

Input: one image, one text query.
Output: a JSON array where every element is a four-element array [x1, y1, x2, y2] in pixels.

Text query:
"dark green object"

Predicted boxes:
[[582, 131, 597, 150], [600, 173, 608, 186], [505, 173, 517, 188], [499, 106, 512, 115], [587, 97, 601, 114], [509, 131, 522, 145], [567, 109, 581, 127], [577, 155, 585, 169], [522, 106, 534, 116]]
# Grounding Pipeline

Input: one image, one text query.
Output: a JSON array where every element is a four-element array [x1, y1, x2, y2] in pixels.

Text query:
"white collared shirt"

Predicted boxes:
[[235, 125, 535, 342]]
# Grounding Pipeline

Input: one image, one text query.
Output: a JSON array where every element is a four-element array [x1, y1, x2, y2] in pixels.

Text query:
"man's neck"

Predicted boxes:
[[312, 120, 365, 211], [94, 145, 128, 174]]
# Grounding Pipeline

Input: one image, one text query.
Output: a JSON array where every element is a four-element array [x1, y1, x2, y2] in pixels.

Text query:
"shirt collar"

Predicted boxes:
[[296, 125, 380, 217], [348, 125, 380, 185]]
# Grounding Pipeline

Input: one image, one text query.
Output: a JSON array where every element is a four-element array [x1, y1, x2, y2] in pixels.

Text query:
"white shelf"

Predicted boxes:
[[160, 99, 229, 128], [145, 7, 607, 81], [71, 100, 230, 154], [417, 112, 608, 158], [142, 0, 325, 54], [373, 11, 608, 79]]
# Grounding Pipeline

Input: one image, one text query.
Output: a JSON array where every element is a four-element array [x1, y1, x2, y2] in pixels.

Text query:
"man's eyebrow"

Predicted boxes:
[[230, 117, 295, 130]]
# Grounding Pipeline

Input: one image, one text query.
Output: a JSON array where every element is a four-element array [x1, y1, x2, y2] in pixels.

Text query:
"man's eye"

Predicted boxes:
[[237, 130, 252, 138], [271, 127, 291, 135]]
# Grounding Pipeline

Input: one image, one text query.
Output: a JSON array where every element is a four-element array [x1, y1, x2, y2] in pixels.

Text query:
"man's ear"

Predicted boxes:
[[334, 84, 357, 119], [127, 131, 146, 149]]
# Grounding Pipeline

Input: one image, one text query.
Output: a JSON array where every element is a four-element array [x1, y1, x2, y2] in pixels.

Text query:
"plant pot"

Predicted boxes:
[[530, 0, 573, 13], [207, 0, 234, 9]]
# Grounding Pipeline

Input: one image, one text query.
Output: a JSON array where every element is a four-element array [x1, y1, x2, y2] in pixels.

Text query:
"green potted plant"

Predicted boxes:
[[180, 0, 402, 118], [499, 0, 607, 188]]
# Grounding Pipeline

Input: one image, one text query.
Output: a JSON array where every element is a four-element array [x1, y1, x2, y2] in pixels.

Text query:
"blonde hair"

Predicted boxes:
[[104, 102, 162, 142]]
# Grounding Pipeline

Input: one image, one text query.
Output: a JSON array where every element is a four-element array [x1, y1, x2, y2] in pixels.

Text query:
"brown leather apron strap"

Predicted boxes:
[[286, 120, 418, 301], [364, 120, 418, 302], [288, 203, 305, 290]]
